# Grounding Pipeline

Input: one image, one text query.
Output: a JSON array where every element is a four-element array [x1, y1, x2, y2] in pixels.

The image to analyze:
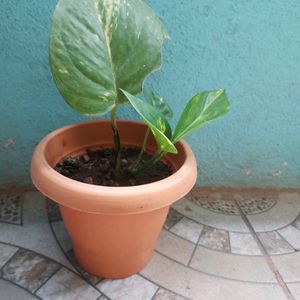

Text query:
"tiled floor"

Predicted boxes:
[[0, 188, 300, 300]]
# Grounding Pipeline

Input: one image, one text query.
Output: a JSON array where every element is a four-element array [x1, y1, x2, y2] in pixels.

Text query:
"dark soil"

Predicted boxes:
[[54, 147, 173, 187]]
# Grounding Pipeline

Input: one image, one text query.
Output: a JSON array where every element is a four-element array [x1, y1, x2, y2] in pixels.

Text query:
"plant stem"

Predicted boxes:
[[129, 128, 150, 172], [110, 105, 121, 180], [131, 150, 166, 177]]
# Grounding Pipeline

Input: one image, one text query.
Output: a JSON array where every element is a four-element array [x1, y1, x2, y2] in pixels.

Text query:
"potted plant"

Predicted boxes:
[[31, 0, 230, 279]]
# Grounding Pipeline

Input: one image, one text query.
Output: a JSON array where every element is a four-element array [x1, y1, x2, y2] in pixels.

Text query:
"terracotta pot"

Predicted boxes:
[[31, 120, 197, 278]]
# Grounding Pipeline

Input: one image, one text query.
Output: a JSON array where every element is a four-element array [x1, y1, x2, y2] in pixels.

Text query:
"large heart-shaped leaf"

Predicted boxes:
[[172, 90, 230, 143], [143, 88, 173, 119], [50, 0, 168, 115], [122, 90, 178, 154]]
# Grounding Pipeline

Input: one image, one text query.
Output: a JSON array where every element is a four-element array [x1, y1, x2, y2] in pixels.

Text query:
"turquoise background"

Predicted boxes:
[[0, 0, 299, 188]]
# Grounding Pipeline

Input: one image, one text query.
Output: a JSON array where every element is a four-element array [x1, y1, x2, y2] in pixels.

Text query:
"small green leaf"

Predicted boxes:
[[143, 89, 173, 119], [122, 90, 178, 154], [172, 89, 230, 143]]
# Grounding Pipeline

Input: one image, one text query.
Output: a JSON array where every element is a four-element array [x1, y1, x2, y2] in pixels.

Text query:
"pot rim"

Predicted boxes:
[[31, 120, 197, 214]]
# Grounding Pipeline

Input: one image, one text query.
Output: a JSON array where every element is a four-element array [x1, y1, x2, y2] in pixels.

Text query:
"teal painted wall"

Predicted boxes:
[[0, 0, 300, 188]]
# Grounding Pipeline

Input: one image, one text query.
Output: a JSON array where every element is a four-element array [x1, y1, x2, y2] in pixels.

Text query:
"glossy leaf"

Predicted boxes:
[[172, 90, 230, 143], [122, 90, 178, 154], [143, 89, 173, 119], [50, 0, 168, 115]]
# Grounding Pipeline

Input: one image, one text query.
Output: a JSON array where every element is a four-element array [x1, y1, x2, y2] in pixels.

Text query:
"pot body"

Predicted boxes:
[[60, 205, 169, 278], [31, 120, 197, 278]]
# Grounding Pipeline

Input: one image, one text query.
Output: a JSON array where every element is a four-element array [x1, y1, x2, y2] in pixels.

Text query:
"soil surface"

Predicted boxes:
[[54, 147, 173, 187]]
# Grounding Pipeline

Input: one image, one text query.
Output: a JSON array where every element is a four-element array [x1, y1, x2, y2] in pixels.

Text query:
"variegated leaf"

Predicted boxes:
[[50, 0, 168, 115], [172, 89, 230, 143]]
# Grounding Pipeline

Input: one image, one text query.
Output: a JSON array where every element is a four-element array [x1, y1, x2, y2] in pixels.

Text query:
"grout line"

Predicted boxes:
[[234, 200, 296, 300], [276, 231, 297, 252], [167, 225, 269, 257], [227, 230, 232, 253], [0, 220, 22, 226], [94, 277, 104, 286], [0, 248, 21, 275], [20, 193, 24, 226], [96, 295, 109, 300], [196, 225, 206, 246], [171, 205, 300, 234], [155, 249, 280, 285], [0, 241, 110, 299], [33, 266, 62, 294], [150, 286, 160, 300], [187, 227, 203, 267], [138, 272, 193, 300], [166, 215, 184, 231], [0, 242, 109, 300]]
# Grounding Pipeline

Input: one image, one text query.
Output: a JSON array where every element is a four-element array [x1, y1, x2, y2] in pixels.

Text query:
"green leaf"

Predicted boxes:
[[122, 90, 178, 154], [50, 0, 168, 115], [172, 89, 230, 143], [143, 89, 173, 119]]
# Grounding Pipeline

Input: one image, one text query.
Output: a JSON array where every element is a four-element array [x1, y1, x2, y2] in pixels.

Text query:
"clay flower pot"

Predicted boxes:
[[31, 120, 197, 278]]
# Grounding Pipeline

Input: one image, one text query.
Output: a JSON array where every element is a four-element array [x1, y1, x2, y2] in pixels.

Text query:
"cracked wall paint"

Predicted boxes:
[[0, 0, 300, 188]]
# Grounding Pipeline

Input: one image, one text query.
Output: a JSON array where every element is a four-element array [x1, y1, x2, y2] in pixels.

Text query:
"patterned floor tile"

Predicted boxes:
[[156, 230, 195, 265], [198, 226, 230, 252], [189, 246, 276, 283], [3, 189, 300, 300], [188, 191, 239, 215], [0, 193, 22, 225], [187, 190, 276, 216], [170, 217, 203, 243], [36, 268, 100, 300], [164, 208, 184, 230], [258, 231, 294, 255], [97, 274, 158, 300], [277, 225, 300, 250], [0, 192, 73, 269], [2, 249, 60, 292], [272, 251, 300, 282], [173, 198, 249, 232], [229, 232, 262, 255], [235, 194, 276, 215], [246, 192, 300, 232], [141, 252, 287, 300], [0, 243, 18, 268]]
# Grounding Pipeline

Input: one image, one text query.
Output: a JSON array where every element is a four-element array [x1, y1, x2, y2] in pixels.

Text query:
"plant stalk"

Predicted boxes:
[[110, 106, 121, 180], [131, 150, 166, 177], [129, 128, 150, 172]]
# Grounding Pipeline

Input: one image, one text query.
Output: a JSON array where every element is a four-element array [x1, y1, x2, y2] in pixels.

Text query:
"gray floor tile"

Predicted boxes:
[[2, 249, 60, 292], [36, 268, 100, 300]]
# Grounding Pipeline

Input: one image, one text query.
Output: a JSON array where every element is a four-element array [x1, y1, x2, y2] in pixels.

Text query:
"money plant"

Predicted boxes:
[[50, 0, 230, 180]]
